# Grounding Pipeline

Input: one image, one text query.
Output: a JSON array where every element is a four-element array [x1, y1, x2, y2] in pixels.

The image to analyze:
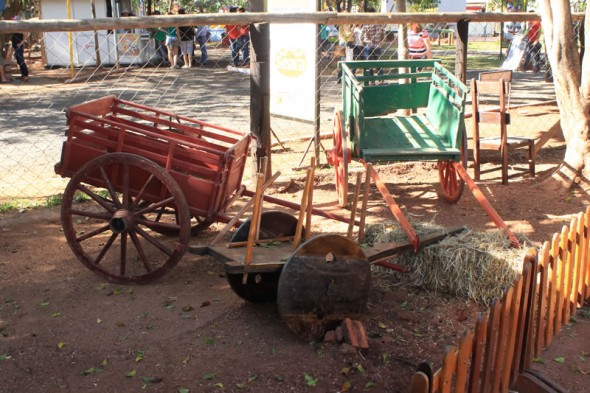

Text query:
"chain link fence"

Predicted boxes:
[[0, 15, 567, 204]]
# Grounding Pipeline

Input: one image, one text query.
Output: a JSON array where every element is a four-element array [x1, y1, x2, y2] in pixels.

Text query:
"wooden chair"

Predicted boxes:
[[471, 76, 535, 185], [479, 70, 513, 108]]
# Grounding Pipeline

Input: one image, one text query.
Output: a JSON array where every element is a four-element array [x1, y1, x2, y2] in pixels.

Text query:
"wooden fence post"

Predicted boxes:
[[455, 19, 469, 84], [250, 22, 271, 177]]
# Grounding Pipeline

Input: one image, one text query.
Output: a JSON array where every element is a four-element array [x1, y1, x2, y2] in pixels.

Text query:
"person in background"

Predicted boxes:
[[503, 4, 522, 45], [11, 17, 29, 82], [226, 6, 249, 67], [521, 10, 542, 73], [351, 24, 365, 62], [319, 23, 331, 60], [336, 11, 353, 84], [407, 23, 432, 59], [237, 7, 250, 66], [177, 8, 195, 68], [151, 11, 168, 65], [0, 51, 10, 83], [165, 6, 180, 69], [195, 24, 210, 65], [225, 7, 242, 67], [363, 6, 386, 77]]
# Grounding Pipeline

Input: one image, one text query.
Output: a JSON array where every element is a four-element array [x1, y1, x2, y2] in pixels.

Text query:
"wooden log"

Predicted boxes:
[[4, 12, 583, 34]]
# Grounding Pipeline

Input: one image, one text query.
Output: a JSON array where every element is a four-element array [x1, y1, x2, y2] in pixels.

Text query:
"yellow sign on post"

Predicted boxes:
[[268, 0, 317, 122]]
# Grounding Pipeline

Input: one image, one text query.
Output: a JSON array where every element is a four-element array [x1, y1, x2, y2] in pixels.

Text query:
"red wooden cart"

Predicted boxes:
[[54, 95, 466, 341], [55, 95, 252, 283]]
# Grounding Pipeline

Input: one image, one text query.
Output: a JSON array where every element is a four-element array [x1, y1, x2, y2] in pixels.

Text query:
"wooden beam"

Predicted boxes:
[[0, 12, 584, 34]]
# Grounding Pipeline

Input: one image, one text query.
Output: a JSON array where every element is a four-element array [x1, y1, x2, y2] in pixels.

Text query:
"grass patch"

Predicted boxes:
[[0, 199, 42, 213]]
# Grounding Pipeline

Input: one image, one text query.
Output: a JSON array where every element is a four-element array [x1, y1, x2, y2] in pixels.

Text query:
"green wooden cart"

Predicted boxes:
[[328, 59, 519, 249]]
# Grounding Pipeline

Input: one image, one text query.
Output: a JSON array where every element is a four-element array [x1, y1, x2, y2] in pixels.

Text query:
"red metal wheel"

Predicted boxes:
[[61, 153, 191, 284], [332, 109, 349, 208], [438, 127, 467, 204]]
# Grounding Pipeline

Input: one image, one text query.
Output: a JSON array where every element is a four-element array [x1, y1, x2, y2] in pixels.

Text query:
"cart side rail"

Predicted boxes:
[[427, 63, 468, 149], [67, 111, 240, 159], [111, 105, 242, 147], [57, 97, 252, 220], [112, 97, 245, 138], [65, 95, 117, 122]]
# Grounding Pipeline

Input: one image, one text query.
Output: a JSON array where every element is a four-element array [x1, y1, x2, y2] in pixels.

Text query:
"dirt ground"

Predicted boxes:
[[1, 100, 590, 393]]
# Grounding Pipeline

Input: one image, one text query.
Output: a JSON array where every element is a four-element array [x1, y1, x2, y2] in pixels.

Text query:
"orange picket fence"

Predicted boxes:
[[410, 207, 590, 393]]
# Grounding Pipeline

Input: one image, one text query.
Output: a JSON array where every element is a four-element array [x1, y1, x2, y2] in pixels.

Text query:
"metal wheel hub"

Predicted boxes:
[[109, 210, 136, 234]]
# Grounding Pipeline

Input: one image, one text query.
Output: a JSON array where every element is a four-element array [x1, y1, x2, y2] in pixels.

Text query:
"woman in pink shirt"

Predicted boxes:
[[408, 23, 432, 60]]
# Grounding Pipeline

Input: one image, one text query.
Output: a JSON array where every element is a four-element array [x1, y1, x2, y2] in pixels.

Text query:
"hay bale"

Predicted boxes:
[[366, 220, 532, 305]]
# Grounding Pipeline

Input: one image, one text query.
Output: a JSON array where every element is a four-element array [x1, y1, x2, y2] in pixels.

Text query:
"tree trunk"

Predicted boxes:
[[539, 0, 590, 191]]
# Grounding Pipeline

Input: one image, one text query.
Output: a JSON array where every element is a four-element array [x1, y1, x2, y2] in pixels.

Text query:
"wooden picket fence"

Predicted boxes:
[[410, 207, 590, 393]]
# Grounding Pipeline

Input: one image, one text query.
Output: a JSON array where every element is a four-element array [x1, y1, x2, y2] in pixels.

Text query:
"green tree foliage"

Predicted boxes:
[[407, 0, 438, 12]]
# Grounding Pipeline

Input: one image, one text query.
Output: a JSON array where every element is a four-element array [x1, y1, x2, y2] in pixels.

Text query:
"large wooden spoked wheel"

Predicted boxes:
[[277, 234, 370, 342], [332, 110, 349, 208], [61, 153, 191, 284], [437, 127, 468, 204], [226, 211, 302, 304]]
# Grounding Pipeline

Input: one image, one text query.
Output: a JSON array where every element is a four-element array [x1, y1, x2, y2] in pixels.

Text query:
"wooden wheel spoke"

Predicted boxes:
[[131, 174, 156, 209], [70, 209, 111, 221], [120, 233, 127, 276], [77, 184, 116, 212], [135, 197, 176, 216], [122, 164, 130, 209], [76, 224, 111, 242], [136, 217, 181, 232], [94, 232, 118, 266], [99, 167, 121, 208], [135, 226, 174, 257], [129, 232, 152, 272]]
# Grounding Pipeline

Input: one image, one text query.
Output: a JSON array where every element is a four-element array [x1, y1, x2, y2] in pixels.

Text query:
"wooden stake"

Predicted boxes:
[[208, 171, 281, 246], [357, 165, 372, 243], [293, 167, 313, 251], [243, 173, 264, 285], [304, 157, 316, 241], [347, 172, 363, 238]]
